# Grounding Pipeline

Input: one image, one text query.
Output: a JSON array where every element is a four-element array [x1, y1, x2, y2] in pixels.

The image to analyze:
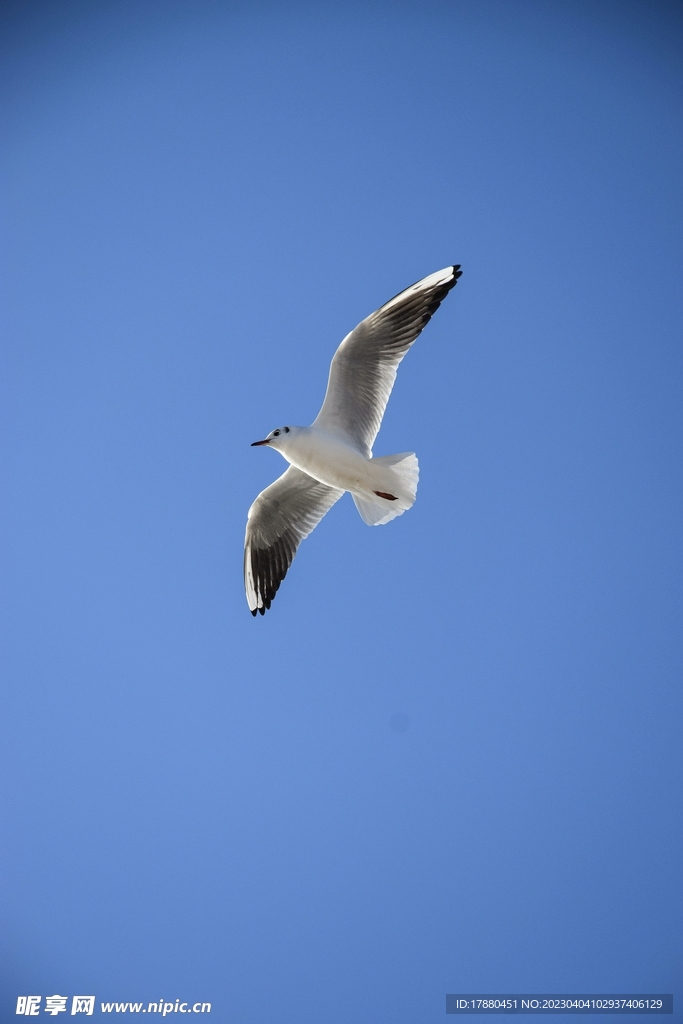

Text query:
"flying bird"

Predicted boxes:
[[244, 264, 462, 615]]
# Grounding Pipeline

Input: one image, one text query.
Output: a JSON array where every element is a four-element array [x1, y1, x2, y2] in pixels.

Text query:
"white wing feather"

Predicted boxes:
[[313, 265, 462, 456], [244, 466, 343, 615]]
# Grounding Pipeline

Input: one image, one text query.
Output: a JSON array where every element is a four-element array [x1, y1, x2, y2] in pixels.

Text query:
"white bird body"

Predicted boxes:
[[244, 265, 462, 615], [262, 426, 409, 502]]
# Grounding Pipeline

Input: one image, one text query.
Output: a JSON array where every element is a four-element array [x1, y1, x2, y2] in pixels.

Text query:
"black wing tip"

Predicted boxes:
[[419, 265, 463, 322], [247, 541, 291, 616], [418, 264, 463, 313], [445, 265, 463, 292]]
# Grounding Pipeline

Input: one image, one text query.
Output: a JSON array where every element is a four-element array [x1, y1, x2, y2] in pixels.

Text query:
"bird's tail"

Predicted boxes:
[[352, 452, 419, 526]]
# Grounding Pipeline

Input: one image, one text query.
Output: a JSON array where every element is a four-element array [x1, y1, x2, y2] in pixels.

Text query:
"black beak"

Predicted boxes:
[[251, 439, 270, 446]]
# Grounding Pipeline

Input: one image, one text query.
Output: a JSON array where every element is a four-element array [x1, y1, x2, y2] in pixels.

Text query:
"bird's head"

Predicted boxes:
[[251, 425, 296, 452]]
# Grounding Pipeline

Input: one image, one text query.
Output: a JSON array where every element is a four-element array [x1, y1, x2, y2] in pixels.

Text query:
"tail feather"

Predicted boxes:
[[352, 453, 419, 526]]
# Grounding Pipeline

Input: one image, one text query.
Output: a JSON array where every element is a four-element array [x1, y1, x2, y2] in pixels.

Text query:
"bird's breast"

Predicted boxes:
[[285, 430, 370, 492]]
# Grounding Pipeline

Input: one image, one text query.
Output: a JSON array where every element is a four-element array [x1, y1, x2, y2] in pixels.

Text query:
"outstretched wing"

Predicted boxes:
[[313, 265, 462, 456], [244, 466, 344, 615]]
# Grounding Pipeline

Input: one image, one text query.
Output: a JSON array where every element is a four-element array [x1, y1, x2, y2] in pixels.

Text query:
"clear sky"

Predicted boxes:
[[1, 1, 682, 1020]]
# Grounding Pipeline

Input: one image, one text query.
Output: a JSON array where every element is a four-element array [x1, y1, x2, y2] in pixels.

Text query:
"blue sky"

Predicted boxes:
[[1, 1, 682, 1021]]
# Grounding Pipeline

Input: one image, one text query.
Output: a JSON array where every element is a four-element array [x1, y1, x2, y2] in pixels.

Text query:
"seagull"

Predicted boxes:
[[244, 264, 462, 615]]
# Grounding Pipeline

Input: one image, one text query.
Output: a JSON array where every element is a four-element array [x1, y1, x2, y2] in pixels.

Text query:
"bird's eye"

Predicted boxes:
[[273, 430, 280, 436]]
